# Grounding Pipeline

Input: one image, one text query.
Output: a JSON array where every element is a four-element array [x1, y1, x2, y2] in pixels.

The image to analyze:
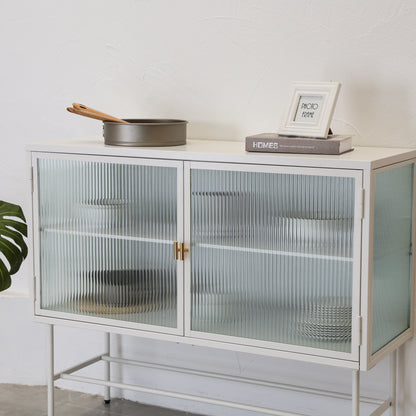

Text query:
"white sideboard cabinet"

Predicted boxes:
[[27, 138, 416, 416]]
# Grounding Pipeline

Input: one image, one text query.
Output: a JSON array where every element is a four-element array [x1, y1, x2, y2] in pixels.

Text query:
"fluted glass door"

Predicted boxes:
[[35, 155, 182, 332], [188, 163, 361, 355]]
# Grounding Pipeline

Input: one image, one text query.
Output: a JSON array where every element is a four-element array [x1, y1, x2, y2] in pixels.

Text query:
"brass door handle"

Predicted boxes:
[[174, 242, 189, 261]]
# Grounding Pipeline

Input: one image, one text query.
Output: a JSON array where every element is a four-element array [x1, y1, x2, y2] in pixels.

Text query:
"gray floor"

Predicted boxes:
[[0, 384, 202, 416]]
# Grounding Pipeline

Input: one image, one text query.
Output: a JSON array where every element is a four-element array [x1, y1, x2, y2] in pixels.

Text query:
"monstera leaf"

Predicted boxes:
[[0, 201, 28, 291]]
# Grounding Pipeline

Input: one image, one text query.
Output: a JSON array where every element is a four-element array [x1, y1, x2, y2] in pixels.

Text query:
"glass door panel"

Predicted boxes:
[[190, 167, 356, 353], [36, 157, 179, 329]]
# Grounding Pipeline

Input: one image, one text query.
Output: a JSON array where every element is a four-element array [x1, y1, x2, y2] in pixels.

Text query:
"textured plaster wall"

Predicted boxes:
[[1, 1, 416, 415]]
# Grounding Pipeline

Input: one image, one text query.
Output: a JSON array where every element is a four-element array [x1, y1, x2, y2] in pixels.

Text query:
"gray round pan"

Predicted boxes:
[[103, 119, 187, 147]]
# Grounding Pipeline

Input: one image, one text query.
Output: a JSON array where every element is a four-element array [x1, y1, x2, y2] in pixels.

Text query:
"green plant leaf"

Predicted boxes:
[[1, 218, 27, 236], [0, 200, 28, 292], [0, 261, 11, 291], [0, 227, 27, 258], [0, 239, 23, 275]]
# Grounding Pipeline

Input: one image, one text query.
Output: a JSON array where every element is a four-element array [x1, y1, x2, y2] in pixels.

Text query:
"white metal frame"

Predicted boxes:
[[279, 81, 341, 139], [184, 161, 363, 363], [31, 152, 185, 336], [360, 159, 416, 370]]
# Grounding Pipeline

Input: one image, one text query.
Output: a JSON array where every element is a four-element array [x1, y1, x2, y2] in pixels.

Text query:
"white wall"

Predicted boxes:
[[1, 0, 416, 414]]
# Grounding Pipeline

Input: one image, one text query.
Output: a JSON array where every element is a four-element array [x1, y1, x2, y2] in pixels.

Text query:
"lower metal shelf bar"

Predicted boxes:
[[53, 354, 103, 381], [368, 400, 392, 416], [100, 355, 385, 407], [53, 353, 393, 416], [59, 372, 308, 416]]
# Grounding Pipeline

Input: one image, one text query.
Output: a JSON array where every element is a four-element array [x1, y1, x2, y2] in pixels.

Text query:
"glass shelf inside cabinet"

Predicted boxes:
[[41, 220, 176, 245], [37, 159, 178, 244], [191, 172, 355, 262]]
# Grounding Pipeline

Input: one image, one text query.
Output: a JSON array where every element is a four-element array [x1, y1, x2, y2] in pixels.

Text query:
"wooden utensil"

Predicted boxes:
[[67, 103, 128, 123]]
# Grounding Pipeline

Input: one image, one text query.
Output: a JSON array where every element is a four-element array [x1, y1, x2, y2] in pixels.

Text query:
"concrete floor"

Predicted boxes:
[[0, 384, 202, 416]]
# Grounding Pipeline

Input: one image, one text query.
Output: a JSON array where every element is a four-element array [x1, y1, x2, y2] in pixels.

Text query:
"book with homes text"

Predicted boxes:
[[245, 133, 353, 155]]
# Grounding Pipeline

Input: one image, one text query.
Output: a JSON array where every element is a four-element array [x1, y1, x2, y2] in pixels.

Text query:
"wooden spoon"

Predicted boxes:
[[67, 103, 128, 123]]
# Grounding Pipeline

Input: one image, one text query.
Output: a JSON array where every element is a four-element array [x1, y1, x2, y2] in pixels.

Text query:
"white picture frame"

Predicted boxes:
[[279, 81, 341, 139]]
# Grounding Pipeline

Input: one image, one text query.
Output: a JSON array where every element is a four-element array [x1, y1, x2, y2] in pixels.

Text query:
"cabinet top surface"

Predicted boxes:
[[26, 137, 416, 170]]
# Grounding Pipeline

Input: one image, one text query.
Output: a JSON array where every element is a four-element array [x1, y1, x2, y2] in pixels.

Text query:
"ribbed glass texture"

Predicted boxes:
[[37, 158, 178, 328], [371, 164, 413, 354], [190, 169, 355, 352]]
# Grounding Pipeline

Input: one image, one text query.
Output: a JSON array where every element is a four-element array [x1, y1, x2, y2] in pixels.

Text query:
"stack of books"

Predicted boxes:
[[245, 133, 353, 155]]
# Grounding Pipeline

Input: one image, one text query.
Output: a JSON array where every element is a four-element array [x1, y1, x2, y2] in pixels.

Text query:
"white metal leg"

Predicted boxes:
[[352, 369, 360, 416], [390, 350, 397, 416], [104, 333, 111, 404], [47, 324, 54, 416]]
